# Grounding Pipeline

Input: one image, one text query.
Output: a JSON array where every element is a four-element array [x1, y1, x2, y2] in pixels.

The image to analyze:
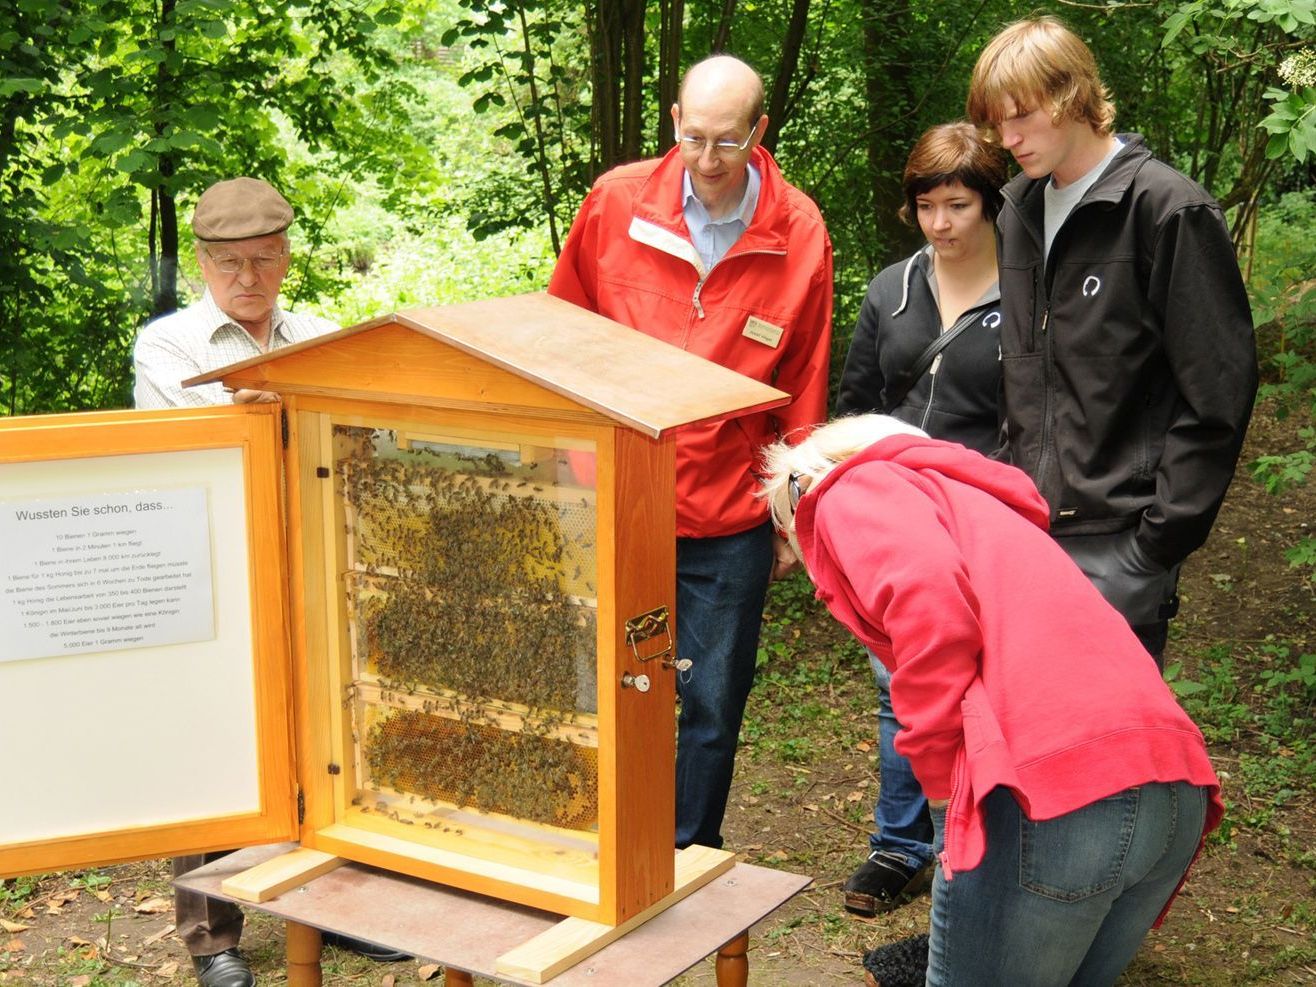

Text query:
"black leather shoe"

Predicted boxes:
[[191, 946, 255, 987], [322, 929, 411, 962], [843, 850, 935, 917]]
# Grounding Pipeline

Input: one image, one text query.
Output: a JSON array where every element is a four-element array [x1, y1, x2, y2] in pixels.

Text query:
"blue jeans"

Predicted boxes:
[[927, 782, 1208, 986], [674, 523, 774, 849], [868, 653, 934, 869]]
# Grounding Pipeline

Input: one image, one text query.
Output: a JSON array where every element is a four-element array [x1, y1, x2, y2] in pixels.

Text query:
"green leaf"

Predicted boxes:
[[1292, 128, 1313, 163], [116, 148, 153, 174], [90, 130, 134, 154], [1162, 10, 1190, 46], [0, 76, 42, 97], [1266, 131, 1291, 159]]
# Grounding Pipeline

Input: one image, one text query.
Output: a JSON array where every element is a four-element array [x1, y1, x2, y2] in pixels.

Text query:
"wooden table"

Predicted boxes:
[[176, 844, 810, 986]]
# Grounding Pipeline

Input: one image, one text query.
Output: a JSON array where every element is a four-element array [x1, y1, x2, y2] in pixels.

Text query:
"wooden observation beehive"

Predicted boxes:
[[0, 292, 788, 931]]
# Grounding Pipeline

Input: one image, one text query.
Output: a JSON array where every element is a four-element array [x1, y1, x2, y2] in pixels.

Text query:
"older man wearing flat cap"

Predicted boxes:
[[133, 176, 339, 410], [133, 180, 402, 986]]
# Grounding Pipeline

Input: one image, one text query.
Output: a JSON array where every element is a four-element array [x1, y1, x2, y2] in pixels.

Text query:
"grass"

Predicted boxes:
[[744, 570, 872, 768], [1170, 638, 1316, 808]]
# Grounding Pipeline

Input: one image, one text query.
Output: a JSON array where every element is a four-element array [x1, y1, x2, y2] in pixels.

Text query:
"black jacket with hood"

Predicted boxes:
[[837, 246, 1002, 454], [995, 134, 1258, 569]]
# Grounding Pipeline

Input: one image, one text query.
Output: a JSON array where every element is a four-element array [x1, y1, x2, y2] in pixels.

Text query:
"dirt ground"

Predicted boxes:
[[2, 404, 1313, 986]]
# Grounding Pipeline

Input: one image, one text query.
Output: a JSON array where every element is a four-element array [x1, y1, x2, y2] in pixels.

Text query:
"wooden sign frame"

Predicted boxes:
[[0, 405, 297, 878]]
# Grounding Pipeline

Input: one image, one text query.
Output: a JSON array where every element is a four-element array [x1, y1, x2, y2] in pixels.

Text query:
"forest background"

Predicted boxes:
[[1, 0, 1315, 983]]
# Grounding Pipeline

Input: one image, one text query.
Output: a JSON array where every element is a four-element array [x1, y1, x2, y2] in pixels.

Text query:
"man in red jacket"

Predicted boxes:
[[549, 54, 833, 849]]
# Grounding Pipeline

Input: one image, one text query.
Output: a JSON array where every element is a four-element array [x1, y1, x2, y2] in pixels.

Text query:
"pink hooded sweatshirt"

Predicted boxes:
[[793, 435, 1222, 896]]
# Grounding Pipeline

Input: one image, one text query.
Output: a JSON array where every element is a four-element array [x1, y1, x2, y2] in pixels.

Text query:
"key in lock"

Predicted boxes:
[[621, 672, 651, 693]]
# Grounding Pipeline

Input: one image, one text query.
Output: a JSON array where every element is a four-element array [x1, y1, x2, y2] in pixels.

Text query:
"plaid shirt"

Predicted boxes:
[[133, 290, 338, 409]]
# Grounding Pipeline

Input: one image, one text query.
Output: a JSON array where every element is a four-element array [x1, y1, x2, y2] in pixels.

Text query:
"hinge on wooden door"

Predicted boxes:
[[296, 787, 305, 824], [280, 410, 289, 449]]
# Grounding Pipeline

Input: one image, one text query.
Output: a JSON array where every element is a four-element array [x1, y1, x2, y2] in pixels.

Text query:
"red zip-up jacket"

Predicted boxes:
[[794, 435, 1223, 896], [549, 145, 833, 538]]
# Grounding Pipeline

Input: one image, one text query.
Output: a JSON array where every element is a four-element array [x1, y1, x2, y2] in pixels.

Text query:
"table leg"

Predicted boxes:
[[444, 969, 475, 987], [286, 920, 323, 987], [715, 931, 749, 987]]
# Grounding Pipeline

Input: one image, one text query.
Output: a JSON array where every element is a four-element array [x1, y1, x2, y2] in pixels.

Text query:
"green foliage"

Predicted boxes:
[[437, 0, 593, 246], [1170, 640, 1316, 832], [307, 219, 554, 327], [1262, 86, 1316, 163], [0, 874, 39, 913], [1252, 445, 1315, 495], [0, 0, 418, 415], [744, 571, 869, 765], [1246, 190, 1316, 589]]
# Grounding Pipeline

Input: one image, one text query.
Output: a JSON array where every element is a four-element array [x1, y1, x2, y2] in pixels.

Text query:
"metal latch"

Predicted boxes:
[[625, 606, 674, 663], [624, 605, 692, 672]]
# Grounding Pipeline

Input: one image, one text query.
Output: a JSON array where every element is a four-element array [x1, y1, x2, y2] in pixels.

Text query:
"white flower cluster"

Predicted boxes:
[[1279, 49, 1316, 89]]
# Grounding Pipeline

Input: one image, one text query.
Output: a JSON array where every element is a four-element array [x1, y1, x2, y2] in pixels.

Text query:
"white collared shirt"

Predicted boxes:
[[132, 289, 339, 409], [682, 163, 761, 271]]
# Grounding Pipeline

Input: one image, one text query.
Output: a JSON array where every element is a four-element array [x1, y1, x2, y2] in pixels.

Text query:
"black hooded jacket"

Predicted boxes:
[[837, 246, 1002, 454], [995, 134, 1258, 569]]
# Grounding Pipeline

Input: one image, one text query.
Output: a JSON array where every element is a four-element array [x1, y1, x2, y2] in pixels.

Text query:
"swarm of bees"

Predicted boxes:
[[365, 708, 598, 828], [334, 425, 600, 830]]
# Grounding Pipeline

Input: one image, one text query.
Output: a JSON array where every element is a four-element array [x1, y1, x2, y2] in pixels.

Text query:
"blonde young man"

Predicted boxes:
[[549, 54, 833, 851], [967, 17, 1257, 665], [132, 179, 404, 987]]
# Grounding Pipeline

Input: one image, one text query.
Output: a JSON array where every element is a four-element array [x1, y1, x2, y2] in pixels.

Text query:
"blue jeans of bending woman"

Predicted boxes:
[[867, 652, 934, 869], [927, 782, 1208, 986], [674, 522, 774, 849]]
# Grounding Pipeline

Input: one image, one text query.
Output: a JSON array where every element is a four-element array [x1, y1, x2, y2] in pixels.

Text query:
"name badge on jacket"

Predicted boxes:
[[742, 315, 784, 348]]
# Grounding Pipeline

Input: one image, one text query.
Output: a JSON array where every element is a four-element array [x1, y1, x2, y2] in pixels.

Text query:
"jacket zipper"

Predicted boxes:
[[688, 247, 786, 323], [1035, 297, 1054, 493], [918, 305, 983, 431], [937, 772, 960, 881], [919, 353, 942, 432]]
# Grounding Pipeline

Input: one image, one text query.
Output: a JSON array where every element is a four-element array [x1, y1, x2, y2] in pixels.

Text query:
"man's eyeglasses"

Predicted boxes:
[[677, 131, 755, 157], [203, 247, 288, 274], [788, 472, 804, 512]]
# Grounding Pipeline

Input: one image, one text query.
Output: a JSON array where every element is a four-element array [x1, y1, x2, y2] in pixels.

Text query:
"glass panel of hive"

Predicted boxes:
[[333, 422, 599, 838]]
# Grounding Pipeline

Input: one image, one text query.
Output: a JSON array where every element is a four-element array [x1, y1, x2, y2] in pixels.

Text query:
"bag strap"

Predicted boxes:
[[882, 315, 979, 414]]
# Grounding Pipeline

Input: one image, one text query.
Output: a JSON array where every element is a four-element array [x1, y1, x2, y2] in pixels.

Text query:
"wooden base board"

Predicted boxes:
[[221, 847, 344, 903], [495, 844, 736, 984]]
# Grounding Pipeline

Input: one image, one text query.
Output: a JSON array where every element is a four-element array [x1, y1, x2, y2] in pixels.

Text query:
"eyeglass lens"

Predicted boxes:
[[679, 134, 750, 154], [207, 250, 285, 273]]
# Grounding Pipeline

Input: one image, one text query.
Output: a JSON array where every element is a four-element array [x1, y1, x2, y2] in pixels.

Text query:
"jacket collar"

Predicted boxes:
[[1002, 133, 1152, 232], [629, 144, 793, 263]]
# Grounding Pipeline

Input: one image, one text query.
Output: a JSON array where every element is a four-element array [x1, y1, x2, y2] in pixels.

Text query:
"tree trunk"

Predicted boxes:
[[619, 0, 646, 162], [861, 2, 919, 267], [762, 0, 810, 152], [515, 2, 561, 253], [150, 0, 179, 316], [590, 1, 622, 173], [711, 0, 736, 52], [657, 0, 684, 151]]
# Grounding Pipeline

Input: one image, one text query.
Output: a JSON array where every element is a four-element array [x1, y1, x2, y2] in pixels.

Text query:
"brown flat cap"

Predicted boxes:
[[192, 177, 293, 242]]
